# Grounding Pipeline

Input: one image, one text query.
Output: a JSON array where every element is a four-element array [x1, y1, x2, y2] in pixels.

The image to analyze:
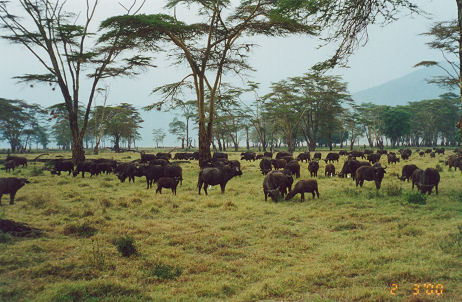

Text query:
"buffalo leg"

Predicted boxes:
[[9, 192, 16, 205], [264, 191, 268, 201], [435, 184, 438, 195], [301, 192, 304, 202], [220, 183, 226, 194], [355, 179, 359, 187], [203, 183, 208, 195], [312, 191, 315, 199], [0, 194, 2, 205]]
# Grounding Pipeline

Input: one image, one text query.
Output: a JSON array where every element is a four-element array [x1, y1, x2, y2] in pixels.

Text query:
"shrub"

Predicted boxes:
[[436, 164, 443, 172], [63, 221, 97, 238], [30, 166, 43, 176], [86, 239, 109, 270], [384, 183, 402, 197], [150, 262, 183, 280], [0, 231, 11, 244], [404, 192, 427, 205], [112, 235, 137, 257]]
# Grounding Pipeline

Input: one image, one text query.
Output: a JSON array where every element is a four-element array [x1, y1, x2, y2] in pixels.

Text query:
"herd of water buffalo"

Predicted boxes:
[[0, 147, 460, 205]]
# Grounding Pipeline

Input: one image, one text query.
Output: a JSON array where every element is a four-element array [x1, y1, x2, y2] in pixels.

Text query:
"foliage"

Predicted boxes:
[[112, 235, 137, 257], [152, 128, 166, 148], [63, 222, 98, 238], [149, 262, 183, 280], [404, 192, 427, 205]]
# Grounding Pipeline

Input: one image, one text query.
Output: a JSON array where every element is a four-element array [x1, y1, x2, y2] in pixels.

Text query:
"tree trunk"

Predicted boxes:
[[458, 0, 462, 144], [181, 138, 185, 149], [198, 126, 211, 167], [246, 127, 250, 150]]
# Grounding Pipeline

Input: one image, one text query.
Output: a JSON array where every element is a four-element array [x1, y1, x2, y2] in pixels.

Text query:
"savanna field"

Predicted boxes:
[[0, 150, 461, 302]]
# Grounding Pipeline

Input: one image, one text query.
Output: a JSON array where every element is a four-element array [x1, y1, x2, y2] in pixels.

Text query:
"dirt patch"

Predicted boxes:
[[0, 219, 42, 237]]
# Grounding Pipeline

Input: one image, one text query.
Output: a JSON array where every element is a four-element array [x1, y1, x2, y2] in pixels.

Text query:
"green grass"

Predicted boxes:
[[0, 149, 461, 301]]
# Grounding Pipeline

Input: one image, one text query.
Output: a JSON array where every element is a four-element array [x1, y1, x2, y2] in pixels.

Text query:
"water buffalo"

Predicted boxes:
[[355, 166, 387, 189], [4, 160, 15, 172], [308, 161, 319, 177], [313, 152, 322, 160], [325, 164, 335, 177], [213, 152, 228, 160], [284, 160, 300, 178], [156, 177, 181, 195], [276, 152, 292, 159], [271, 159, 287, 170], [0, 177, 30, 205], [264, 151, 273, 158], [285, 180, 319, 201], [398, 164, 418, 182], [6, 156, 27, 167], [410, 168, 424, 190], [324, 153, 339, 163], [296, 152, 311, 162], [367, 153, 381, 164], [262, 170, 293, 201], [51, 159, 74, 176], [387, 153, 400, 164], [241, 152, 256, 161], [140, 152, 157, 163], [259, 158, 272, 175], [338, 160, 371, 179], [139, 164, 164, 189], [415, 168, 440, 195], [197, 165, 242, 195]]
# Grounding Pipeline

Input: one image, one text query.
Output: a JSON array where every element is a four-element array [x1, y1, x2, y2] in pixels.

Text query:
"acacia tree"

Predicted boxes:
[[100, 1, 317, 165], [0, 0, 151, 163], [169, 117, 187, 149]]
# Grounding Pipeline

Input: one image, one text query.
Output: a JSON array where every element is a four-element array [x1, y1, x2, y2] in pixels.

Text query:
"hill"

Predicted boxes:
[[352, 65, 457, 106]]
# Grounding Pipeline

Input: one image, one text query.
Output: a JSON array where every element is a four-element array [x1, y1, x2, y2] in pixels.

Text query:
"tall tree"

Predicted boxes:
[[152, 128, 166, 148], [0, 0, 151, 163], [101, 1, 318, 165], [169, 118, 187, 149], [104, 103, 142, 152]]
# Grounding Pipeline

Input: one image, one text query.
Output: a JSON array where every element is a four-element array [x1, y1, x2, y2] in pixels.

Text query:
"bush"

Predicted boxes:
[[63, 221, 97, 238], [86, 239, 109, 270], [384, 183, 402, 197], [404, 192, 427, 205], [0, 231, 11, 243], [150, 262, 183, 280], [112, 235, 137, 257], [436, 164, 443, 172], [30, 166, 43, 176]]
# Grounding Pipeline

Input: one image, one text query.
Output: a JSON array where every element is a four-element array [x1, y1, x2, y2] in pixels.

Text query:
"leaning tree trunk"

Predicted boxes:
[[458, 0, 462, 144]]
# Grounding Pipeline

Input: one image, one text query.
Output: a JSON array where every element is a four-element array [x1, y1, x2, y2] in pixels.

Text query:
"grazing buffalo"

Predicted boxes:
[[387, 153, 400, 164], [398, 164, 419, 182], [262, 170, 293, 201], [410, 168, 424, 190], [140, 152, 157, 163], [212, 152, 228, 160], [425, 149, 432, 154], [367, 153, 381, 164], [308, 161, 319, 177], [276, 152, 292, 159], [4, 160, 15, 172], [139, 165, 164, 189], [377, 149, 388, 155], [73, 160, 94, 178], [163, 164, 183, 185], [0, 177, 30, 205], [447, 155, 462, 170], [6, 156, 27, 168], [264, 151, 273, 158], [116, 163, 141, 183], [156, 152, 172, 160], [241, 152, 256, 161], [51, 159, 74, 176], [256, 154, 264, 160], [419, 151, 425, 157], [430, 152, 435, 158], [259, 158, 272, 175], [285, 180, 319, 201], [364, 149, 373, 155], [281, 156, 294, 163], [324, 153, 339, 163], [355, 166, 387, 189], [416, 168, 440, 195], [296, 152, 311, 162], [313, 152, 322, 160], [399, 149, 412, 160], [156, 177, 181, 195], [338, 160, 371, 179], [325, 164, 335, 177], [339, 150, 348, 156], [435, 148, 445, 155], [350, 150, 365, 159], [284, 160, 300, 178], [197, 165, 242, 195], [271, 159, 287, 170]]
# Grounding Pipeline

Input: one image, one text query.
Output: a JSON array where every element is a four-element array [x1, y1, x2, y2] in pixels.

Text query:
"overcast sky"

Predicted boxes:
[[0, 0, 457, 147]]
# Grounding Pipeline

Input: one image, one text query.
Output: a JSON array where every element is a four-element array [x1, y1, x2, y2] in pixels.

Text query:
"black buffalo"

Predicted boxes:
[[262, 170, 293, 201], [0, 177, 30, 205], [308, 161, 319, 177], [259, 158, 272, 175], [324, 153, 339, 163], [325, 164, 335, 177], [241, 152, 256, 161], [296, 152, 311, 162], [338, 160, 371, 179], [156, 177, 181, 195], [284, 160, 300, 178], [355, 166, 387, 189], [197, 165, 242, 195], [285, 179, 319, 201], [6, 156, 27, 167], [51, 159, 74, 176], [398, 164, 418, 182], [416, 168, 440, 195]]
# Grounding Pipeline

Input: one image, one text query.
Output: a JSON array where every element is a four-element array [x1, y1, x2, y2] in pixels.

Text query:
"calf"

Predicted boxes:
[[262, 170, 293, 201], [4, 160, 15, 173], [0, 177, 30, 205], [308, 161, 319, 177], [285, 180, 319, 201], [156, 177, 181, 195], [325, 164, 335, 177], [355, 166, 387, 189]]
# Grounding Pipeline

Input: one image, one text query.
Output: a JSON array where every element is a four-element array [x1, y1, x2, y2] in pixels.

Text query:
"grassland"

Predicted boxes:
[[0, 149, 461, 301]]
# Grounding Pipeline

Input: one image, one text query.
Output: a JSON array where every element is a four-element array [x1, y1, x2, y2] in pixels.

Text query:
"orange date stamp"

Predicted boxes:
[[390, 283, 444, 296]]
